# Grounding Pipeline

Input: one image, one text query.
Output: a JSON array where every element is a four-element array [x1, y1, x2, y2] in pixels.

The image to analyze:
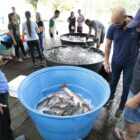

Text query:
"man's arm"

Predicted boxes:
[[104, 39, 112, 73], [88, 27, 92, 35]]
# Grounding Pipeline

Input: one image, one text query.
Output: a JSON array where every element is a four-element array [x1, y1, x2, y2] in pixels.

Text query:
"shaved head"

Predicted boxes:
[[111, 6, 127, 27]]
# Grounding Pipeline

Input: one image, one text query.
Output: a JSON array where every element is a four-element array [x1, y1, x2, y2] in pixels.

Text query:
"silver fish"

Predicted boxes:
[[61, 84, 90, 111], [37, 97, 51, 110]]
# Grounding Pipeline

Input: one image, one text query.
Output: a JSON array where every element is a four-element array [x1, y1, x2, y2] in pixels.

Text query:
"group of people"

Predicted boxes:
[[7, 7, 106, 64], [8, 7, 45, 67], [0, 5, 140, 140], [67, 9, 105, 48]]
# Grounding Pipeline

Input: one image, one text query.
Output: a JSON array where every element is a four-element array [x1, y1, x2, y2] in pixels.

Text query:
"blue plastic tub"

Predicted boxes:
[[18, 66, 110, 140]]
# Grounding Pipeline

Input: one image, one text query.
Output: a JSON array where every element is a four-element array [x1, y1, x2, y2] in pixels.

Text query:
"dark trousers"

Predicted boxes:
[[77, 26, 83, 33], [14, 39, 26, 58], [38, 34, 44, 52], [110, 61, 134, 109], [0, 93, 14, 140], [27, 40, 43, 64], [69, 26, 75, 34]]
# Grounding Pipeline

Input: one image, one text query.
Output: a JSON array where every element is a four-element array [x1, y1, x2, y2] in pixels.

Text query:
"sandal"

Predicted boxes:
[[113, 127, 124, 140]]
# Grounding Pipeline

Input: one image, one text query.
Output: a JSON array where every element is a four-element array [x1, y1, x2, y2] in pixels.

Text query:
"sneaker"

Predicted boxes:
[[33, 63, 37, 68], [16, 58, 23, 62], [115, 108, 123, 118], [23, 55, 30, 59]]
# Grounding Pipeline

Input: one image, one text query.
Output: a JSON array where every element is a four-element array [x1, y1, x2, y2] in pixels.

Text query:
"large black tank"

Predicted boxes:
[[60, 33, 96, 47], [44, 45, 104, 72]]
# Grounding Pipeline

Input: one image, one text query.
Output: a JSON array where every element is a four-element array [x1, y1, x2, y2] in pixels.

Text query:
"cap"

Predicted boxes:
[[127, 9, 140, 28]]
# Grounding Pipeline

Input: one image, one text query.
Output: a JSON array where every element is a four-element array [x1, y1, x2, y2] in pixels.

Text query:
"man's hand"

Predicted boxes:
[[86, 35, 89, 41], [125, 97, 139, 109], [13, 41, 17, 46], [104, 63, 111, 73], [50, 33, 53, 38], [0, 103, 7, 114]]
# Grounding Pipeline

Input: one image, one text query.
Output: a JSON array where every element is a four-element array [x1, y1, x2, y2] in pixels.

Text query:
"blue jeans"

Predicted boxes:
[[124, 91, 140, 124], [110, 61, 135, 109]]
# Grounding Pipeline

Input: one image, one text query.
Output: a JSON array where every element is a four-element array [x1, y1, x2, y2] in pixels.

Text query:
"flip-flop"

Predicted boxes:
[[113, 127, 124, 140]]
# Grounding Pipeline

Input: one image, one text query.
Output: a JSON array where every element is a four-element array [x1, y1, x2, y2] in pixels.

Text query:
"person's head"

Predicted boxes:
[[127, 9, 140, 32], [70, 12, 74, 17], [8, 12, 16, 22], [25, 11, 32, 37], [78, 9, 81, 14], [11, 7, 16, 13], [54, 10, 60, 18], [85, 19, 92, 26], [36, 12, 41, 21], [111, 6, 127, 27], [25, 11, 31, 20]]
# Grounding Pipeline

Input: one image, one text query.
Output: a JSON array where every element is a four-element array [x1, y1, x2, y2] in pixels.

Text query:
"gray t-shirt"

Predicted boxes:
[[90, 20, 104, 32], [130, 53, 140, 95]]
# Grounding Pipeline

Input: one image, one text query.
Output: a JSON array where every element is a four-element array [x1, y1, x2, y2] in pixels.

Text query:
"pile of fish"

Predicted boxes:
[[61, 35, 93, 42], [36, 85, 91, 116], [45, 46, 104, 65]]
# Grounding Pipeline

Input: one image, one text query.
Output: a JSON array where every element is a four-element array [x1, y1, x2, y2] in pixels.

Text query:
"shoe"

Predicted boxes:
[[23, 55, 30, 59], [16, 58, 23, 62], [115, 108, 123, 118], [33, 63, 37, 68]]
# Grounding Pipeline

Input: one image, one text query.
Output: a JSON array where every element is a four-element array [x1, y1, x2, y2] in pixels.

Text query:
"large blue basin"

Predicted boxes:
[[18, 66, 110, 140]]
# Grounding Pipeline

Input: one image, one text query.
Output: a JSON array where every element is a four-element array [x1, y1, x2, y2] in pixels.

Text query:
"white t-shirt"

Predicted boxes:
[[22, 21, 39, 41], [77, 14, 85, 27]]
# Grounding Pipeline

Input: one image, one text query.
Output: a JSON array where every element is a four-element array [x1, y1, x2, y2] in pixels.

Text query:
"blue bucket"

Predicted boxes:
[[18, 66, 110, 140]]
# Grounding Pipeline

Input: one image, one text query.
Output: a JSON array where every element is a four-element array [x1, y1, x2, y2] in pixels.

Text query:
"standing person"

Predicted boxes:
[[67, 12, 76, 33], [8, 12, 29, 62], [11, 6, 20, 25], [104, 6, 140, 117], [49, 10, 60, 48], [36, 12, 44, 52], [85, 19, 105, 48], [0, 70, 14, 140], [77, 9, 85, 33], [22, 11, 44, 67], [114, 9, 140, 140]]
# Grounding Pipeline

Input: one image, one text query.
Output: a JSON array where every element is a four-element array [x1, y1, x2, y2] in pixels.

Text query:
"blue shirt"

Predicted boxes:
[[106, 24, 140, 65], [0, 71, 9, 94]]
